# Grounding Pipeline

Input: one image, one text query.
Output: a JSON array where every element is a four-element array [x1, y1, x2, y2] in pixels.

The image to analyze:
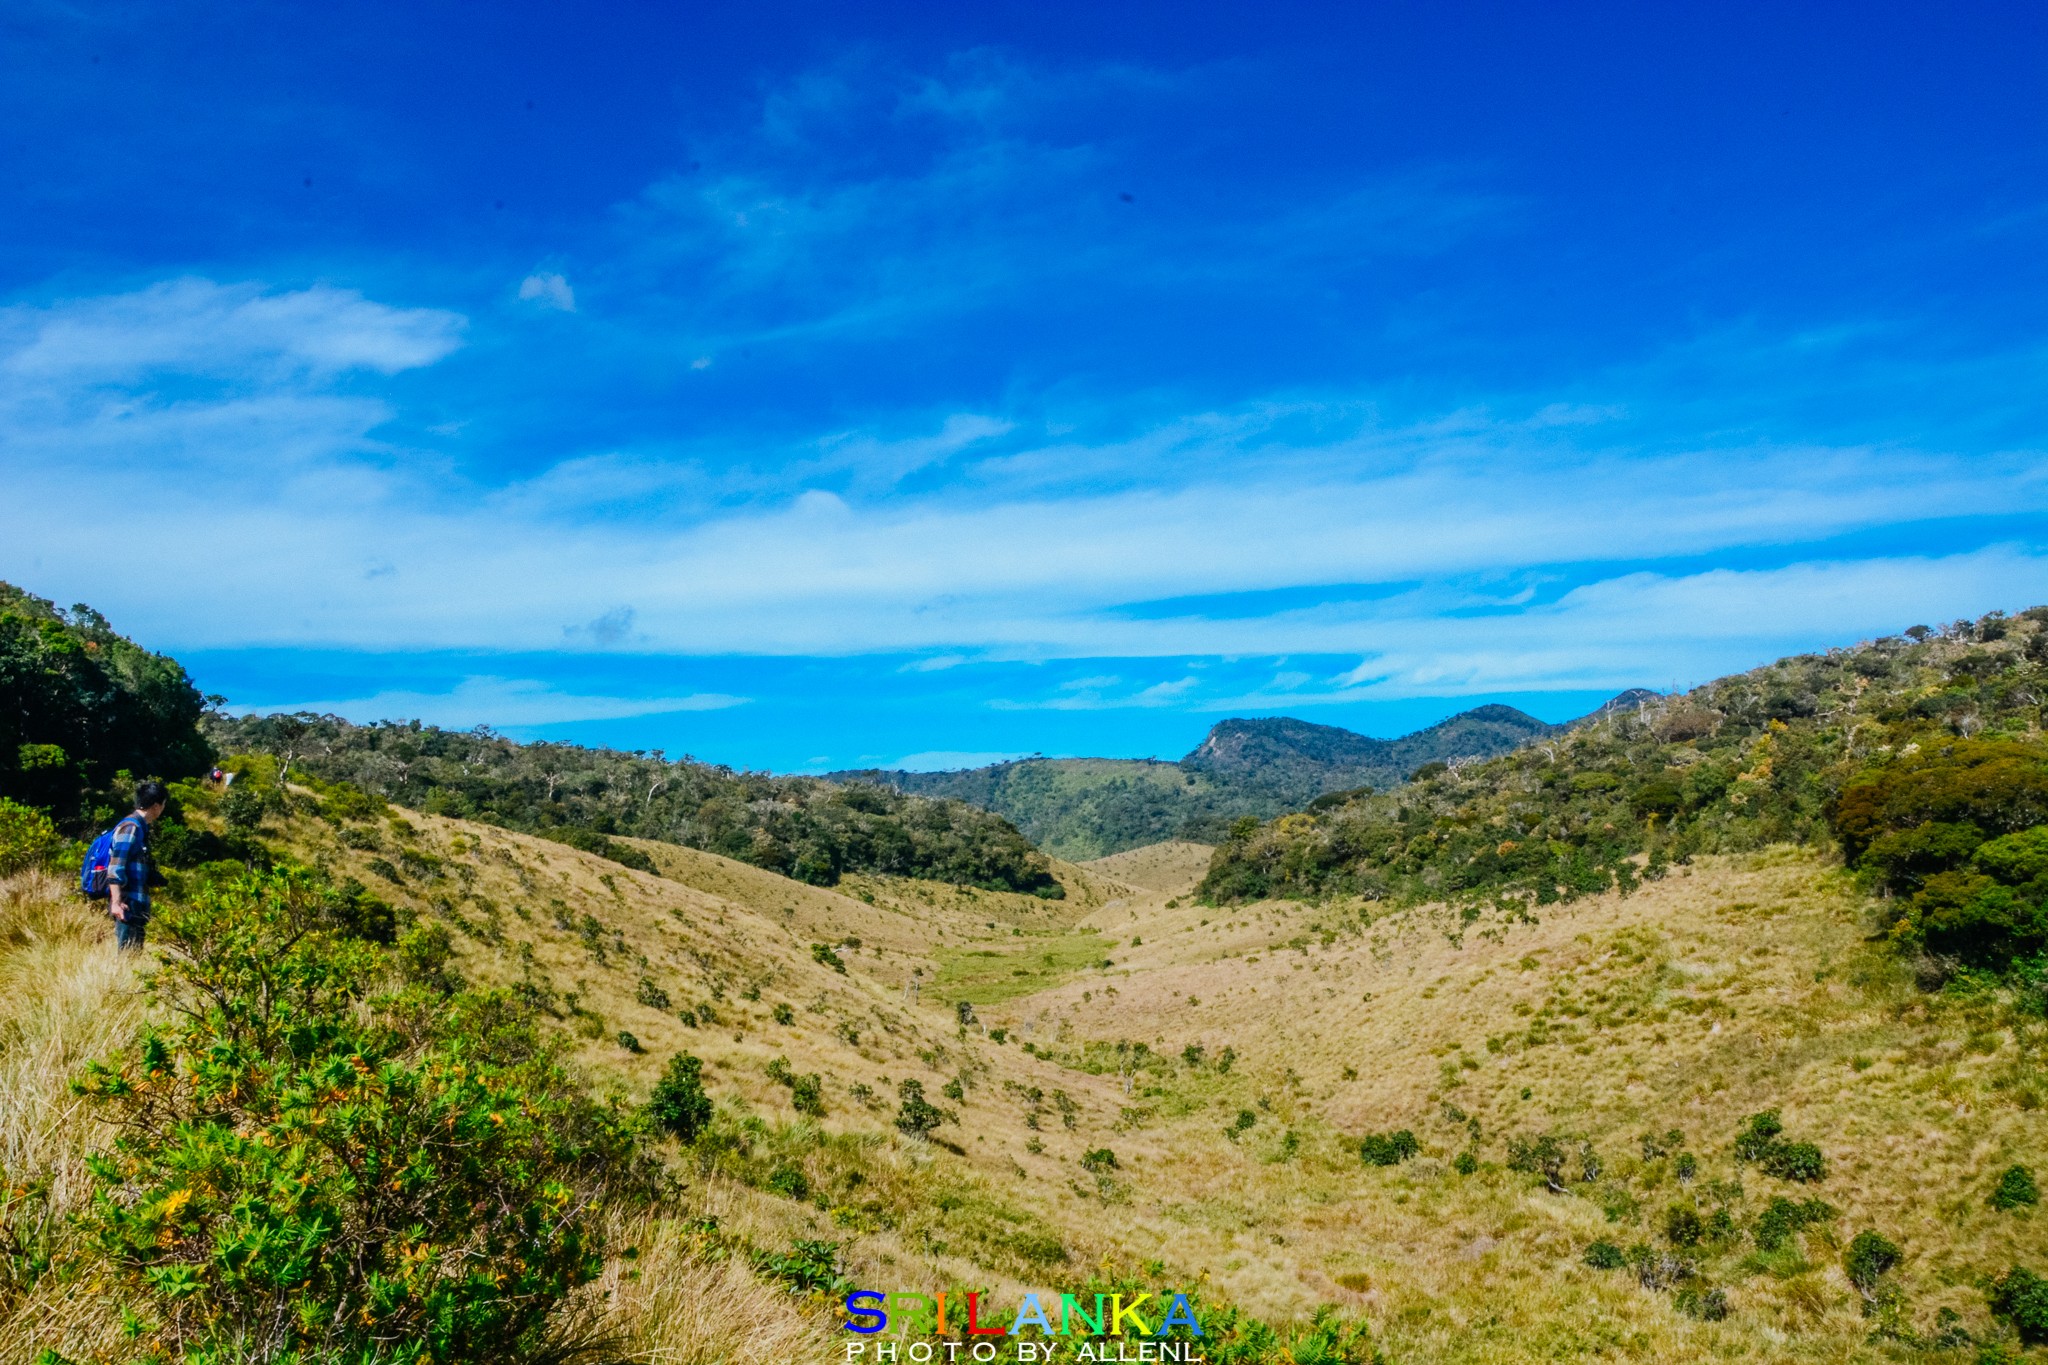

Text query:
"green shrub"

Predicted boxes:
[[395, 920, 461, 992], [635, 977, 671, 1010], [649, 1052, 713, 1142], [617, 1030, 643, 1053], [1584, 1240, 1626, 1269], [1453, 1150, 1479, 1175], [1674, 1286, 1729, 1321], [0, 797, 63, 876], [1762, 1141, 1827, 1183], [1734, 1110, 1826, 1181], [893, 1079, 952, 1138], [1991, 1164, 2040, 1211], [1753, 1196, 1836, 1251], [790, 1073, 825, 1118], [1664, 1205, 1704, 1247], [71, 868, 638, 1365], [765, 1165, 810, 1201], [755, 1238, 846, 1296], [1360, 1130, 1420, 1167], [810, 942, 846, 973], [773, 1002, 796, 1025], [1845, 1231, 1902, 1292], [1989, 1265, 2048, 1346], [1080, 1148, 1119, 1174]]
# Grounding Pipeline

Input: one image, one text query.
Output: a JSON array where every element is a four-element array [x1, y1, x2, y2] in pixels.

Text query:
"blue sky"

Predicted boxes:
[[2, 1, 2045, 771]]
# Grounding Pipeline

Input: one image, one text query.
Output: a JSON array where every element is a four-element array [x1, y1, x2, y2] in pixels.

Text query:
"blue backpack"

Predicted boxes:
[[78, 819, 134, 899]]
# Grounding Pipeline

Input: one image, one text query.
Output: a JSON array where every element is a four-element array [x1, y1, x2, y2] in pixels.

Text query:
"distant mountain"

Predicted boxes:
[[832, 698, 1637, 860]]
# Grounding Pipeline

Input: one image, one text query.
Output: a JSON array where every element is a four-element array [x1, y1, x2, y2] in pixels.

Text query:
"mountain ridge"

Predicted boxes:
[[831, 695, 1643, 859]]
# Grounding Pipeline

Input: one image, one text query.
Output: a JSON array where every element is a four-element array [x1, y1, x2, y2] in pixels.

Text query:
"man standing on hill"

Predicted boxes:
[[106, 780, 167, 951]]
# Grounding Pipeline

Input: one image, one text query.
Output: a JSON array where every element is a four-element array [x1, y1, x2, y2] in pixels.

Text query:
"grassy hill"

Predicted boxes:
[[833, 701, 1635, 861], [4, 595, 2048, 1362]]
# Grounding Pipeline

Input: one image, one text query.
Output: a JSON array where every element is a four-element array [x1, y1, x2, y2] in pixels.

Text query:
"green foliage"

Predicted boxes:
[[1845, 1230, 1902, 1291], [395, 920, 461, 992], [1673, 1285, 1730, 1321], [1197, 613, 2048, 917], [1452, 1149, 1479, 1175], [648, 1052, 713, 1142], [634, 976, 671, 1010], [70, 868, 640, 1364], [0, 584, 213, 829], [810, 941, 847, 973], [1583, 1240, 1626, 1269], [1664, 1205, 1704, 1247], [1506, 1133, 1598, 1191], [1833, 739, 2048, 970], [1359, 1130, 1420, 1167], [0, 797, 63, 876], [1989, 1265, 2048, 1346], [764, 1165, 810, 1201], [772, 1002, 795, 1025], [1991, 1164, 2039, 1211], [754, 1238, 846, 1296], [1730, 1109, 1827, 1182], [1753, 1196, 1836, 1251], [893, 1079, 952, 1139], [1080, 1147, 1119, 1174], [209, 712, 1062, 894]]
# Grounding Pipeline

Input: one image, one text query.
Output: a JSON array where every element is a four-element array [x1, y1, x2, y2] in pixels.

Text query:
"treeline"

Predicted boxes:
[[0, 582, 213, 830], [1200, 609, 2048, 977], [210, 712, 1063, 896]]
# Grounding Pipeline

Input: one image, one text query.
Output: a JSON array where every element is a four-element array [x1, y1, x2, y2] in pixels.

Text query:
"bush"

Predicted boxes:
[[810, 942, 846, 973], [1753, 1196, 1836, 1251], [1990, 1265, 2048, 1346], [790, 1072, 825, 1117], [1453, 1150, 1479, 1175], [0, 797, 62, 876], [1761, 1141, 1827, 1183], [773, 1002, 796, 1025], [617, 1030, 643, 1053], [70, 868, 639, 1365], [1360, 1130, 1420, 1167], [635, 977, 671, 1010], [649, 1052, 713, 1142], [1992, 1164, 2040, 1211], [1664, 1205, 1704, 1247], [1734, 1110, 1826, 1181], [1080, 1148, 1119, 1174], [1845, 1231, 1902, 1292], [1674, 1286, 1729, 1321], [395, 920, 461, 992], [765, 1165, 810, 1201], [894, 1079, 953, 1139], [1584, 1240, 1626, 1269]]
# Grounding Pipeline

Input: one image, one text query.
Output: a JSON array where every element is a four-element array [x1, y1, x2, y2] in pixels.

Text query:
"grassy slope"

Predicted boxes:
[[226, 811, 2048, 1355], [6, 807, 2044, 1362]]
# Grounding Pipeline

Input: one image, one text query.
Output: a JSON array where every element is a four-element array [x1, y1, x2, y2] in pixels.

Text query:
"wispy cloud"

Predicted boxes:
[[235, 676, 747, 729]]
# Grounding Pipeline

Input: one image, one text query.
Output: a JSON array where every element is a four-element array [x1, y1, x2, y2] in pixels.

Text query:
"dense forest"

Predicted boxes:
[[210, 712, 1063, 896], [1201, 608, 2048, 977], [0, 582, 214, 830]]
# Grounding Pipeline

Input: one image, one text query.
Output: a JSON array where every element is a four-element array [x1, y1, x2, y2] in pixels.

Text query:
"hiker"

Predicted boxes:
[[106, 779, 168, 951]]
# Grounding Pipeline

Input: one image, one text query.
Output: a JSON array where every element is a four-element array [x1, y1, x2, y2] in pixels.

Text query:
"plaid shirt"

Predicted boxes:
[[106, 813, 155, 914]]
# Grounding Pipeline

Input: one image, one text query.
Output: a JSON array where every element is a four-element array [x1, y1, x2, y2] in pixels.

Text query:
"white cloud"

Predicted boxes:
[[517, 272, 576, 312], [236, 676, 747, 729], [0, 278, 463, 379]]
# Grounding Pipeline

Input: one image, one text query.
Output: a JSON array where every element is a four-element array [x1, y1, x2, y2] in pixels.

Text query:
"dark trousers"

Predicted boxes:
[[114, 916, 148, 951]]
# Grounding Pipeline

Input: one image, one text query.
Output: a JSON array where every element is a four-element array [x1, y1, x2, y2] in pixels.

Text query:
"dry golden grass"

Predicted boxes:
[[1078, 840, 1216, 899], [0, 871, 140, 1364], [11, 797, 2042, 1363]]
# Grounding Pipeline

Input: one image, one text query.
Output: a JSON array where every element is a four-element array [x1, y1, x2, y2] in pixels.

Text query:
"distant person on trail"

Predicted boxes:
[[106, 779, 168, 951]]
